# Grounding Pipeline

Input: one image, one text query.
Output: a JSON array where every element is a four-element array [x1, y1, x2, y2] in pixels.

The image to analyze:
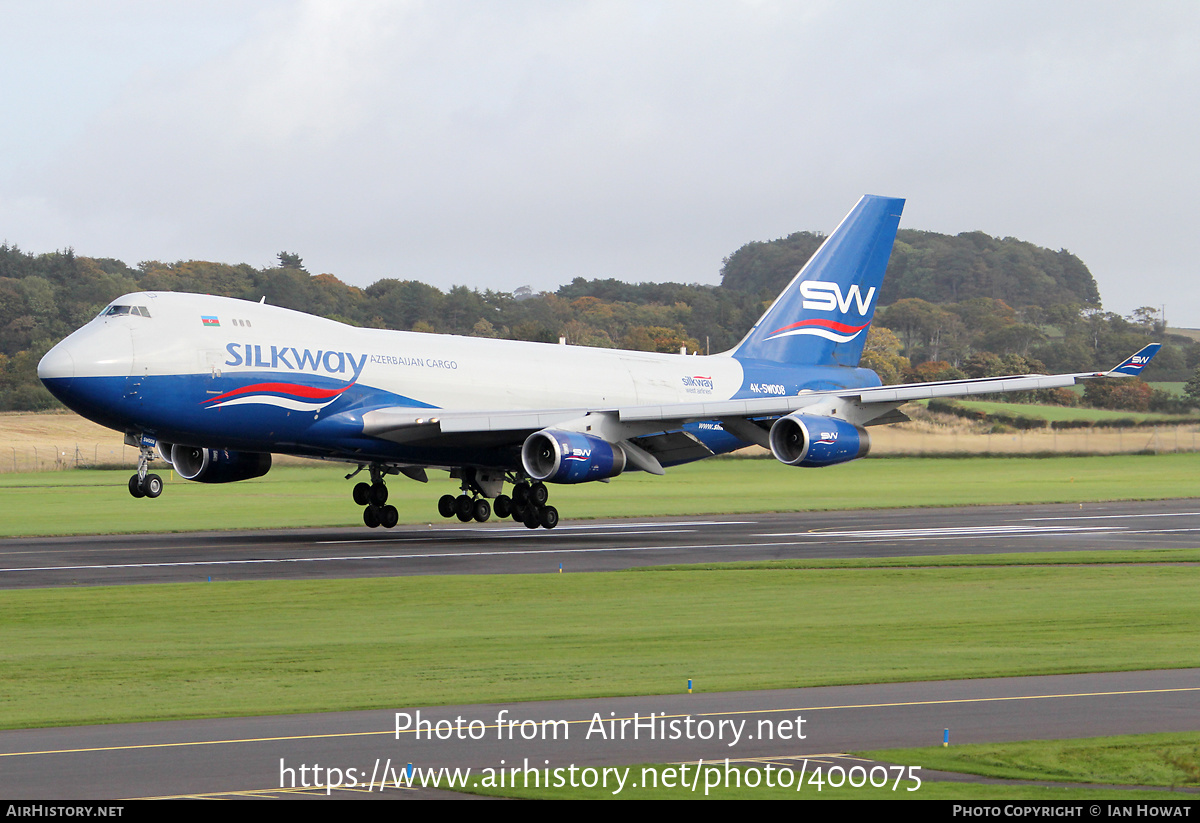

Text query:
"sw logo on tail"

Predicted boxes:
[[800, 281, 877, 314]]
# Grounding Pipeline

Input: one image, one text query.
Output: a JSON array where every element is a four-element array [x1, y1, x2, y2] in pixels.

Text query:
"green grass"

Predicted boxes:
[[1150, 382, 1187, 397], [861, 732, 1200, 787], [448, 732, 1200, 798], [4, 561, 1200, 729], [4, 452, 1200, 536], [454, 766, 1190, 800], [641, 547, 1200, 571]]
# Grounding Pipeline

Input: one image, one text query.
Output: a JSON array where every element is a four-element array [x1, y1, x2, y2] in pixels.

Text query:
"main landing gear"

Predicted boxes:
[[506, 481, 559, 530], [437, 491, 493, 524], [350, 463, 399, 529], [347, 465, 559, 530], [127, 440, 163, 499], [435, 471, 558, 530]]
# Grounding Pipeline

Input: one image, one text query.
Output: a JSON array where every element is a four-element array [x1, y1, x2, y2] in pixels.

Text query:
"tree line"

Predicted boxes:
[[1, 227, 1192, 412]]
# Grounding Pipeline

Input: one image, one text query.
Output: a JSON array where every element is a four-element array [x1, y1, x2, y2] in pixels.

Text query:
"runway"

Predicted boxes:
[[2, 498, 1200, 588], [2, 669, 1197, 798]]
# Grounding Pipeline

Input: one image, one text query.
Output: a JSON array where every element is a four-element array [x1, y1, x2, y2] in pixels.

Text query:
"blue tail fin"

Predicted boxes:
[[733, 195, 904, 368]]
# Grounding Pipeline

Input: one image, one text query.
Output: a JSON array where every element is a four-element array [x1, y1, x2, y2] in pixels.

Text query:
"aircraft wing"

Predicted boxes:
[[362, 343, 1161, 439]]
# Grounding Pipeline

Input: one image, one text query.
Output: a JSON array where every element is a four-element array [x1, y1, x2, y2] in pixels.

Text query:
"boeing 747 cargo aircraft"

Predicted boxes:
[[38, 196, 1159, 528]]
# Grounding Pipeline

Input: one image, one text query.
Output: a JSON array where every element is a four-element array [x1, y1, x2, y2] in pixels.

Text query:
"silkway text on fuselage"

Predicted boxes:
[[223, 345, 461, 380], [224, 344, 368, 380]]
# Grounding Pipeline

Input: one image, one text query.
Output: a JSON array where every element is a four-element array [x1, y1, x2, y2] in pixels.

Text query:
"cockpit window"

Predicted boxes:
[[101, 305, 151, 318]]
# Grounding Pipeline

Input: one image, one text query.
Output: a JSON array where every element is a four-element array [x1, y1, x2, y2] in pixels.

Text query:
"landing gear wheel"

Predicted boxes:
[[472, 498, 491, 523], [511, 502, 527, 522], [353, 482, 371, 506], [369, 483, 389, 506], [493, 494, 512, 519], [538, 505, 558, 529], [512, 482, 530, 505], [455, 494, 474, 523], [363, 506, 381, 528], [128, 474, 145, 498], [437, 494, 456, 518], [143, 474, 163, 499], [380, 505, 399, 529], [523, 507, 541, 529], [529, 482, 549, 507]]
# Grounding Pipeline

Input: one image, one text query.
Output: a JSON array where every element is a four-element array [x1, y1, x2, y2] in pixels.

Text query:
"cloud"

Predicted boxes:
[[4, 1, 1200, 320]]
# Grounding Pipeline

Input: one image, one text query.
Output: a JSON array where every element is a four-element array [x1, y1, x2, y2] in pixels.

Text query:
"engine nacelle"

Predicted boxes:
[[155, 441, 174, 465], [521, 430, 627, 484], [170, 445, 272, 483], [768, 414, 870, 467]]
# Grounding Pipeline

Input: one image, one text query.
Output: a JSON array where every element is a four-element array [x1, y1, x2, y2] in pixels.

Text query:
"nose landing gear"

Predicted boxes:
[[127, 439, 163, 499]]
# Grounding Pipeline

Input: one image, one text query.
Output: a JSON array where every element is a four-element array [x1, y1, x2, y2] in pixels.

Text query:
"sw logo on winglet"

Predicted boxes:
[[1107, 344, 1162, 377]]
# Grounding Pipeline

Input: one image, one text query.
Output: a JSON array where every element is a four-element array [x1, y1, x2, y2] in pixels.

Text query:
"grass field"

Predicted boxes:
[[2, 452, 1200, 536], [862, 732, 1200, 787], [1150, 381, 1187, 397], [5, 409, 1199, 477], [4, 553, 1200, 729], [451, 732, 1200, 798], [931, 398, 1195, 424]]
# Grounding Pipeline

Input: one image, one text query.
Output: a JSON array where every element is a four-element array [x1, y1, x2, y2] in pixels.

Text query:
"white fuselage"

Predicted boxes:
[[41, 291, 748, 428]]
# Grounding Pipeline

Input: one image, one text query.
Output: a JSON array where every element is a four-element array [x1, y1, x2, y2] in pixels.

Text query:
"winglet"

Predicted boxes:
[[1105, 343, 1161, 377]]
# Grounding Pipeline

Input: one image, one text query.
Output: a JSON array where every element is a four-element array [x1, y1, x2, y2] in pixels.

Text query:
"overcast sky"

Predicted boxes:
[[2, 1, 1198, 324]]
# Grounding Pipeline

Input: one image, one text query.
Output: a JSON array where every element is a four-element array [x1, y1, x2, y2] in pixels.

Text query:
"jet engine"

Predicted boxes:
[[155, 441, 174, 465], [521, 430, 627, 484], [768, 414, 870, 467], [170, 445, 273, 483]]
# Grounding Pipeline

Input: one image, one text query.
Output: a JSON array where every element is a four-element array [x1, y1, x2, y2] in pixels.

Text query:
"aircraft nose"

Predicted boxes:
[[38, 340, 76, 386]]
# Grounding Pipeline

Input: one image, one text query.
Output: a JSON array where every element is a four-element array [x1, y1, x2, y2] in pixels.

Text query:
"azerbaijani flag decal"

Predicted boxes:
[[202, 381, 354, 412], [201, 316, 221, 327]]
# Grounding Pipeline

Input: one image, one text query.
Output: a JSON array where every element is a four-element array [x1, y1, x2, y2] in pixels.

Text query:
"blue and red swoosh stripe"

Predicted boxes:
[[202, 381, 355, 411], [764, 319, 870, 343]]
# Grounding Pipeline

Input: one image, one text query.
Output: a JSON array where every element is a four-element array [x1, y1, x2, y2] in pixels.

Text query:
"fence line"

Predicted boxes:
[[869, 424, 1200, 456], [1, 444, 322, 473], [3, 443, 139, 473]]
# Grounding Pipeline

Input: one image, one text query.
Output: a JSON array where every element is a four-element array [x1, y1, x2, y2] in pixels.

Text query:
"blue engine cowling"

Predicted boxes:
[[768, 414, 870, 467], [521, 430, 627, 484], [170, 444, 272, 483]]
